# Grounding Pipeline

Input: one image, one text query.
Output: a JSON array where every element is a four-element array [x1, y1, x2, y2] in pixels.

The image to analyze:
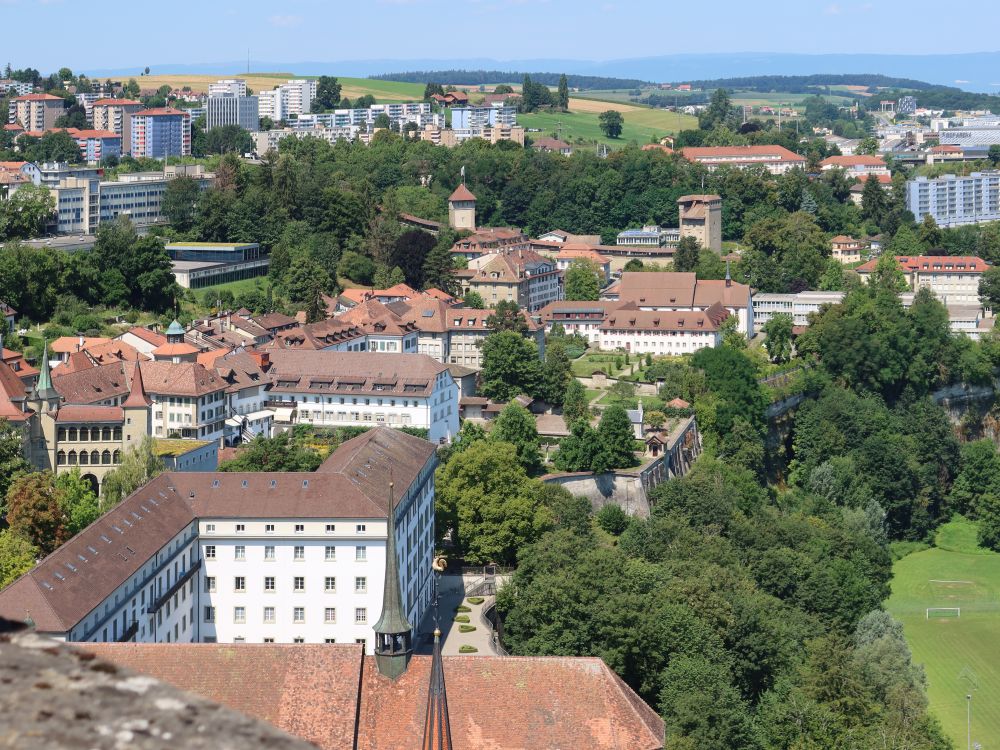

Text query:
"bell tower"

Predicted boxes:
[[448, 183, 476, 231], [373, 482, 413, 680]]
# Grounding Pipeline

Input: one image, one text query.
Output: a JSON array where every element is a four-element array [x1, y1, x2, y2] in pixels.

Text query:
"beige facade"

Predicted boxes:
[[448, 184, 477, 231], [678, 194, 722, 252], [91, 100, 144, 154], [10, 94, 64, 131]]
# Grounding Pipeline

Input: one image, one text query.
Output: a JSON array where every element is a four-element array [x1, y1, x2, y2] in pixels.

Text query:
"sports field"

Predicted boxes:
[[887, 516, 1000, 748], [135, 74, 424, 102]]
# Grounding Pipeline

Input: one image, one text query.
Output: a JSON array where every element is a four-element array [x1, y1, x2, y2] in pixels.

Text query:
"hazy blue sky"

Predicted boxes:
[[0, 0, 995, 72]]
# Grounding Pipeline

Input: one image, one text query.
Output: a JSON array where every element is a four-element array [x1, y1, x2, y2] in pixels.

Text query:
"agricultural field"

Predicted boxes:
[[520, 104, 695, 149], [887, 516, 1000, 749], [134, 74, 424, 102]]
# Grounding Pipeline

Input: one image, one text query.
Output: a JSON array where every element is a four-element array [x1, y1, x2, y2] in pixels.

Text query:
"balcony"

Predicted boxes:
[[117, 619, 138, 642]]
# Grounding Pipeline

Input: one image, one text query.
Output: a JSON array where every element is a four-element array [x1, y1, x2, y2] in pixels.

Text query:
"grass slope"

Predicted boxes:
[[887, 516, 1000, 748], [521, 104, 695, 149]]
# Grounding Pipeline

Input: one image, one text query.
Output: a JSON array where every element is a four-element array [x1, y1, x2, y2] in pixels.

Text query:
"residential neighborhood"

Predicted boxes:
[[3, 11, 1000, 749]]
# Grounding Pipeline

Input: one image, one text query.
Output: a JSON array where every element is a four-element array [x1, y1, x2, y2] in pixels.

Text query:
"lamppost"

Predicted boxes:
[[966, 693, 972, 750]]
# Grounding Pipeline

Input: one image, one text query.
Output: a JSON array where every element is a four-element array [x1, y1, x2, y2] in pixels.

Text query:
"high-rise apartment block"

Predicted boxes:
[[130, 108, 192, 158], [91, 99, 144, 154], [9, 93, 65, 130], [906, 172, 1000, 228], [208, 79, 248, 98]]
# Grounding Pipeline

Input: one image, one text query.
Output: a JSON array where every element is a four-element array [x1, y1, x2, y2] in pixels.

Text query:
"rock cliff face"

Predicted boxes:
[[0, 619, 314, 750]]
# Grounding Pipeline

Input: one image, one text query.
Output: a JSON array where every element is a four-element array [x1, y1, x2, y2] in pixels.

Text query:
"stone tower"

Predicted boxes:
[[448, 183, 477, 231]]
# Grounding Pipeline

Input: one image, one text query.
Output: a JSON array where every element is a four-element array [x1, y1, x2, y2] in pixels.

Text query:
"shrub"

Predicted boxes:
[[454, 614, 471, 623], [596, 504, 630, 535], [459, 624, 477, 633], [459, 645, 478, 653], [455, 605, 471, 613], [467, 596, 485, 605]]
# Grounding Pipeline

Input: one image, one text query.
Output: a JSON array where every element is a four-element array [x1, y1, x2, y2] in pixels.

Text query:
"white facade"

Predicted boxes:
[[598, 326, 721, 355], [150, 389, 227, 443], [206, 94, 259, 132], [208, 79, 248, 98], [906, 172, 1000, 228], [753, 291, 846, 327], [259, 80, 317, 121]]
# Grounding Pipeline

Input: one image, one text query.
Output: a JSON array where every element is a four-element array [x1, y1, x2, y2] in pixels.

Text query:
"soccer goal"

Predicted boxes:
[[927, 608, 961, 619]]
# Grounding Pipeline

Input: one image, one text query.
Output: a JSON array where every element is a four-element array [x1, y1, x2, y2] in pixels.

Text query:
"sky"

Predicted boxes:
[[1, 0, 997, 73]]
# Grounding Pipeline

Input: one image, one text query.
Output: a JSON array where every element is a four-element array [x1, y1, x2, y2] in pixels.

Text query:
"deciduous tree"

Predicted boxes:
[[5, 472, 68, 555], [490, 403, 542, 474]]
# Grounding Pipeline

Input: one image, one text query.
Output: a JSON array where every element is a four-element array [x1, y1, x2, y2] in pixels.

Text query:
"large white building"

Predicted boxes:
[[262, 350, 459, 444], [0, 428, 437, 653], [258, 79, 317, 121], [906, 172, 1000, 228], [208, 79, 248, 98]]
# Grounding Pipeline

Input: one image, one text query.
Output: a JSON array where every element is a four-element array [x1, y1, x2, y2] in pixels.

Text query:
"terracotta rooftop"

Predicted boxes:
[[448, 183, 476, 202], [602, 302, 729, 332], [121, 326, 167, 347], [13, 93, 63, 101], [680, 145, 805, 161], [79, 643, 664, 750], [820, 155, 887, 167], [856, 255, 990, 274], [265, 350, 448, 398], [53, 405, 124, 423], [139, 360, 227, 397]]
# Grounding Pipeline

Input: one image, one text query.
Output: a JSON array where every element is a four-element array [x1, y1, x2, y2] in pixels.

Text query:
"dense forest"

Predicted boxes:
[[370, 69, 649, 90], [682, 73, 939, 93]]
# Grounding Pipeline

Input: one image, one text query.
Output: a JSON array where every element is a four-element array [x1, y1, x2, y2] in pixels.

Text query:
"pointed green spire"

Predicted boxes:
[[374, 482, 413, 679], [34, 339, 58, 402], [421, 628, 453, 750]]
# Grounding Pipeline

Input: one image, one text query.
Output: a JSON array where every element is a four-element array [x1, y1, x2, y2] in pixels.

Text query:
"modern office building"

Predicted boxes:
[[206, 94, 259, 132], [616, 225, 679, 247], [47, 165, 214, 234], [165, 242, 270, 289], [91, 99, 144, 153], [130, 108, 192, 158], [8, 93, 65, 131], [938, 118, 1000, 147], [257, 80, 317, 121], [906, 172, 1000, 228]]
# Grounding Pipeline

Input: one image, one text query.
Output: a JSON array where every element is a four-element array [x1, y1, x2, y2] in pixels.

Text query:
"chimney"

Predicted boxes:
[[725, 260, 732, 288], [78, 333, 84, 351]]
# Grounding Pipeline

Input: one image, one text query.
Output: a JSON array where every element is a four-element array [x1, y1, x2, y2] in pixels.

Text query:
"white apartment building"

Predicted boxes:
[[906, 172, 1000, 228], [208, 79, 248, 98], [680, 145, 807, 175], [142, 361, 228, 443], [206, 94, 259, 132], [253, 126, 358, 154], [295, 103, 440, 130], [819, 155, 890, 179], [263, 350, 459, 444], [856, 255, 990, 306], [258, 80, 317, 121], [598, 304, 729, 355], [0, 428, 437, 653], [753, 291, 846, 327]]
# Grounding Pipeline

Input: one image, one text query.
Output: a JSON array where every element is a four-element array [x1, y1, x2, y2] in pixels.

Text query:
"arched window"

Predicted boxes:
[[68, 450, 78, 465], [90, 450, 100, 465], [57, 428, 67, 442], [79, 427, 90, 442], [112, 450, 121, 464], [57, 450, 66, 466], [113, 427, 122, 441], [68, 427, 78, 442], [101, 450, 111, 465], [102, 427, 112, 441]]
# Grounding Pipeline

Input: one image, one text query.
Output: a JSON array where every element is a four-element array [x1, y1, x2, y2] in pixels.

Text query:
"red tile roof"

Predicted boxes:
[[92, 98, 142, 106], [13, 93, 63, 101], [448, 183, 476, 202], [680, 145, 805, 162], [80, 644, 665, 750], [856, 255, 990, 274], [53, 405, 124, 423], [133, 107, 189, 117], [122, 326, 167, 347]]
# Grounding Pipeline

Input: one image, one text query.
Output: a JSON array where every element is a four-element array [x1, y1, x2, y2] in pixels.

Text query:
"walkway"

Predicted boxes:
[[416, 574, 504, 656]]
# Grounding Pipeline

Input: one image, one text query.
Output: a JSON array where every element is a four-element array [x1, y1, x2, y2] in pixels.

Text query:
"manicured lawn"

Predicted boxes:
[[190, 277, 267, 300], [886, 516, 1000, 749], [570, 352, 630, 377]]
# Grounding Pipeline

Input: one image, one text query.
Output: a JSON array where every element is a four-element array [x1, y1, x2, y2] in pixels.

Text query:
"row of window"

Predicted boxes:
[[205, 605, 364, 624], [57, 426, 123, 443], [204, 544, 367, 561], [205, 523, 365, 535], [57, 449, 120, 466], [206, 575, 363, 593]]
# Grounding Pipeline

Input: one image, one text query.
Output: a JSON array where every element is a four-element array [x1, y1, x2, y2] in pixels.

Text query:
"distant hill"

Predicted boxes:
[[88, 51, 1000, 93], [680, 74, 939, 93], [368, 70, 650, 90]]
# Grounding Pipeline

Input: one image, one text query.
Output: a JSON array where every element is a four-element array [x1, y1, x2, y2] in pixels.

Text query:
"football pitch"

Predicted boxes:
[[887, 517, 1000, 748]]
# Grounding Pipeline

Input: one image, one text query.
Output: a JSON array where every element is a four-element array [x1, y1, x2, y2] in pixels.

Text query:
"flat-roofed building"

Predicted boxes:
[[819, 155, 889, 179], [9, 93, 65, 131], [166, 241, 270, 289], [906, 172, 1000, 228], [206, 93, 259, 132], [91, 99, 143, 153]]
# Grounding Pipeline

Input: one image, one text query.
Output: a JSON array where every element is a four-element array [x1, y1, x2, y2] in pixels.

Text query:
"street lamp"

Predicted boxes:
[[966, 693, 972, 750]]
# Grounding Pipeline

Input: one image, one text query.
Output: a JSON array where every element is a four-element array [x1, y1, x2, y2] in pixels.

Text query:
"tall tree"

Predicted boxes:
[[539, 343, 572, 406], [486, 300, 528, 333], [563, 259, 602, 301], [219, 433, 322, 472], [762, 313, 794, 363], [490, 403, 543, 474], [313, 76, 342, 111], [479, 330, 542, 402], [561, 378, 589, 425], [557, 73, 569, 110], [55, 469, 101, 536], [0, 418, 30, 512], [5, 472, 68, 555], [162, 176, 200, 232], [598, 110, 624, 139], [673, 236, 701, 272], [592, 404, 638, 473], [100, 436, 165, 508]]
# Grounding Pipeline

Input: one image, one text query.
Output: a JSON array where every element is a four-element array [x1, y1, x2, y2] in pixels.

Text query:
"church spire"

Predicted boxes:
[[373, 482, 412, 679], [33, 339, 58, 403], [421, 628, 453, 750]]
